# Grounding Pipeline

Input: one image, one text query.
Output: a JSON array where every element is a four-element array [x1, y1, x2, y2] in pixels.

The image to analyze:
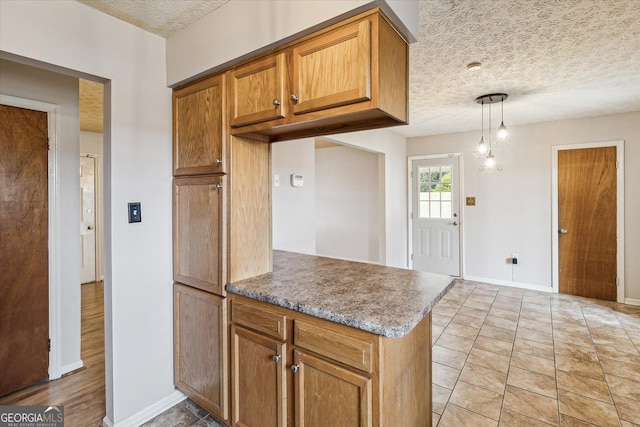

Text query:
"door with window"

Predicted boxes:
[[411, 157, 460, 276]]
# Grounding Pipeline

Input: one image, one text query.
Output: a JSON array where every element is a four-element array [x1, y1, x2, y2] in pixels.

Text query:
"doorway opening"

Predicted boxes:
[[551, 141, 625, 302]]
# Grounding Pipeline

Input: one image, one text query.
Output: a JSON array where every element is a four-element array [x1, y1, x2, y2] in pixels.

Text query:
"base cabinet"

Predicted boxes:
[[293, 350, 371, 427], [229, 295, 432, 427], [174, 284, 229, 421], [231, 326, 287, 427]]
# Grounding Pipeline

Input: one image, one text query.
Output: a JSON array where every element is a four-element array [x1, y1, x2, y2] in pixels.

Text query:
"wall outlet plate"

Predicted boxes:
[[466, 197, 476, 206]]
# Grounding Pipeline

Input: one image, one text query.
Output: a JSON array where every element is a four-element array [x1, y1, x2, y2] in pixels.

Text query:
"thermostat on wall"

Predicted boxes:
[[290, 174, 304, 187]]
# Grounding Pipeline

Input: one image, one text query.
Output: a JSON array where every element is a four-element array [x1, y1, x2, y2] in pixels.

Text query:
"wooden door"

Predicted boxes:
[[411, 157, 460, 276], [293, 350, 371, 427], [173, 73, 226, 176], [173, 175, 226, 295], [174, 283, 228, 420], [229, 53, 287, 127], [291, 18, 371, 115], [231, 326, 286, 427], [0, 104, 49, 396], [558, 147, 617, 300]]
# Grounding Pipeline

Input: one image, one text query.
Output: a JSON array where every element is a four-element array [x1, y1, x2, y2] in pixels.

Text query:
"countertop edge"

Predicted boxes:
[[226, 277, 456, 338]]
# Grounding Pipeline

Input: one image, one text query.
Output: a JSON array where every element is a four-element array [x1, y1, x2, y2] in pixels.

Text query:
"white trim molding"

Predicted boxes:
[[551, 140, 625, 303], [102, 390, 186, 427], [625, 298, 640, 307], [463, 275, 554, 293], [0, 94, 69, 379]]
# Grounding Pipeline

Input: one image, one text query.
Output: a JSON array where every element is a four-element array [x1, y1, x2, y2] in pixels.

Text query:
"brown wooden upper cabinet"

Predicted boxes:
[[173, 73, 227, 176], [228, 9, 408, 141]]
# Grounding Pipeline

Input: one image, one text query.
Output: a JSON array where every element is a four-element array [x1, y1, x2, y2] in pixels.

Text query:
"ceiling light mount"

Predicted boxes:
[[475, 93, 508, 104]]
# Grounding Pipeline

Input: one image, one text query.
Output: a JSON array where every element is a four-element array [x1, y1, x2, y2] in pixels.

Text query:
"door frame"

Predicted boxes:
[[407, 153, 464, 276], [0, 94, 64, 379], [551, 140, 625, 302]]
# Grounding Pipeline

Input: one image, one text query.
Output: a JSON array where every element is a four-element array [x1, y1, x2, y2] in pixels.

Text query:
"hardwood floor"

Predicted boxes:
[[0, 281, 106, 426]]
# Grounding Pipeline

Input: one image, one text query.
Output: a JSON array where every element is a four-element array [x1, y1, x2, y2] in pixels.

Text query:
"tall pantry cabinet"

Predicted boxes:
[[172, 73, 271, 423]]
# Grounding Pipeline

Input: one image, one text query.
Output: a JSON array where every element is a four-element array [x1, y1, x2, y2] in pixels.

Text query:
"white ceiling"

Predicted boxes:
[[75, 0, 640, 138]]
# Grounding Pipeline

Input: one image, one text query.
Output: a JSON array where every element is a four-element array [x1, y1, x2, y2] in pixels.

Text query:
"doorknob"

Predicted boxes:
[[87, 225, 94, 230], [559, 228, 568, 234], [452, 221, 458, 226]]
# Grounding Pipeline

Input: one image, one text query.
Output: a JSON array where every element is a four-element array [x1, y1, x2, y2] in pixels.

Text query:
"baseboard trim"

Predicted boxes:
[[57, 360, 84, 378], [102, 390, 186, 427], [625, 298, 640, 306], [463, 276, 554, 293]]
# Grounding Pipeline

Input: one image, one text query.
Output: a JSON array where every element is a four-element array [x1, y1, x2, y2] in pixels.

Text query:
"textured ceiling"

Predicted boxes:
[[79, 79, 104, 133], [76, 0, 229, 38], [75, 0, 640, 138]]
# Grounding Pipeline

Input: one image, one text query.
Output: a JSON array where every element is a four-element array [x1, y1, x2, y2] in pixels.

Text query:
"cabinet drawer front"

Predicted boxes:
[[294, 321, 372, 373], [231, 300, 287, 340]]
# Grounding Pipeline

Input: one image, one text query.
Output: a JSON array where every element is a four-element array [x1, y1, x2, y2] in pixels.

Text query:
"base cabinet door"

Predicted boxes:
[[231, 326, 286, 427], [174, 284, 228, 421], [293, 350, 372, 427]]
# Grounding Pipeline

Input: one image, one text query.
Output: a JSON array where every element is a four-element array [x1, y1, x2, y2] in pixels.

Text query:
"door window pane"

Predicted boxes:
[[417, 165, 453, 219]]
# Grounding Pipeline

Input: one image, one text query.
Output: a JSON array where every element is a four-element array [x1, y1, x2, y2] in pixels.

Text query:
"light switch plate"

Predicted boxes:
[[128, 202, 141, 223]]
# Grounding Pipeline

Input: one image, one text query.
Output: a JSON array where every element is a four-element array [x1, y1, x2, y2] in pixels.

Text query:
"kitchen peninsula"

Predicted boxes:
[[227, 251, 455, 426]]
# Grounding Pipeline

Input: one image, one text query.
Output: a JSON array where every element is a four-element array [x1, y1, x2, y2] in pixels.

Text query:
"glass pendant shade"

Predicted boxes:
[[496, 121, 508, 141], [474, 136, 489, 157], [479, 150, 502, 171]]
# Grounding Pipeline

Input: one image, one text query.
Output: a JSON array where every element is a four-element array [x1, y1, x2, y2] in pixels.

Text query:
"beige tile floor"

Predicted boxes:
[[432, 280, 640, 427]]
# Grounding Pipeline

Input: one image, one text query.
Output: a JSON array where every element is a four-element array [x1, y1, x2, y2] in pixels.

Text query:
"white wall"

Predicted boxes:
[[407, 111, 640, 301], [166, 0, 418, 86], [328, 128, 408, 268], [80, 131, 105, 281], [316, 145, 379, 262], [272, 128, 407, 267], [272, 138, 317, 254], [0, 59, 82, 372], [1, 1, 175, 424]]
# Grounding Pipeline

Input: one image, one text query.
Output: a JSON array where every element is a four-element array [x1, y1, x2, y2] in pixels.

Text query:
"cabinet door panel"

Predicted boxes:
[[173, 74, 226, 175], [174, 175, 225, 295], [230, 53, 287, 127], [294, 350, 371, 427], [231, 326, 286, 427], [292, 19, 371, 115], [174, 284, 228, 420]]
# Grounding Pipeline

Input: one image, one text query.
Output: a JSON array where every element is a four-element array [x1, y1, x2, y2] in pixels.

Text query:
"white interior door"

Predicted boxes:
[[80, 155, 96, 284], [411, 157, 460, 276]]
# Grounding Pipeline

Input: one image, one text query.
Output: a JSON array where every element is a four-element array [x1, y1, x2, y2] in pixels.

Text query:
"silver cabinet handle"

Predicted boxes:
[[215, 159, 222, 166], [559, 229, 568, 234], [273, 99, 280, 106], [290, 94, 299, 103], [291, 364, 300, 373], [215, 184, 222, 190], [273, 354, 281, 363]]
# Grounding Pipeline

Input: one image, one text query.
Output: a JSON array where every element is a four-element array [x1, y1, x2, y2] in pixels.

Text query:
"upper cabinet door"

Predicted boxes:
[[229, 53, 287, 127], [291, 19, 371, 116], [173, 73, 226, 176]]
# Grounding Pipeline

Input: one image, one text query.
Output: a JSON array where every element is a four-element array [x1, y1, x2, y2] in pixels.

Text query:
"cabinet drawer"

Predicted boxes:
[[231, 300, 287, 340], [293, 321, 372, 373]]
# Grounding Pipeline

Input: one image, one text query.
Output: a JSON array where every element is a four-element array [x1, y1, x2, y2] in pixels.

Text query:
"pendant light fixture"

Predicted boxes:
[[474, 97, 488, 157], [496, 95, 510, 144], [475, 93, 507, 172]]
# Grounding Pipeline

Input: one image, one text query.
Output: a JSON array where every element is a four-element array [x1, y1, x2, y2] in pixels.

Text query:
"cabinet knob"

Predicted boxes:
[[291, 364, 300, 373], [215, 159, 222, 166], [215, 184, 222, 190], [290, 94, 299, 103], [273, 99, 280, 106], [273, 354, 281, 363]]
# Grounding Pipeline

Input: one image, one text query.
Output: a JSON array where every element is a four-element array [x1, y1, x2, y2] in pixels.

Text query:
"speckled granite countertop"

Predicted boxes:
[[226, 251, 455, 338]]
